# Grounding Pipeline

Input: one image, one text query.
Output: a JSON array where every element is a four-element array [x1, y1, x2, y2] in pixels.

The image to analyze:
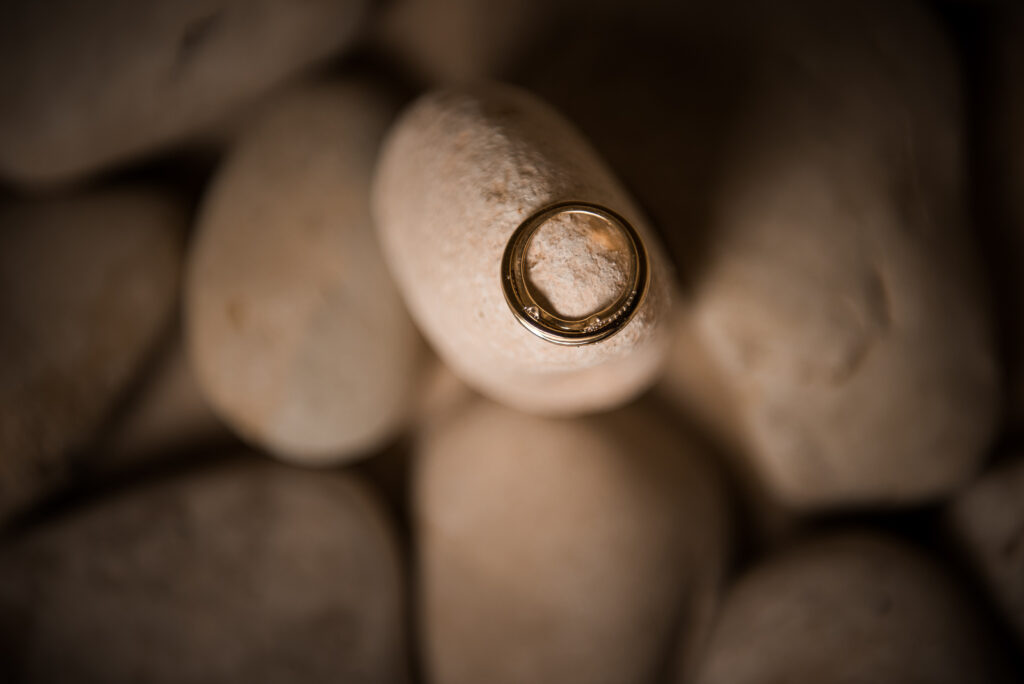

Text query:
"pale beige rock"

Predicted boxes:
[[949, 457, 1024, 645], [693, 532, 1014, 684], [672, 1, 995, 507], [416, 398, 730, 684], [0, 189, 183, 521], [0, 460, 408, 684], [374, 84, 674, 415], [0, 0, 369, 186], [187, 82, 422, 465]]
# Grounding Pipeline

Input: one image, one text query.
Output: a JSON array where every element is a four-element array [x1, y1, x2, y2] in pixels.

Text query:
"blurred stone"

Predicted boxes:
[[187, 81, 424, 465], [687, 1, 996, 508], [415, 397, 730, 684], [531, 1, 998, 508], [0, 189, 183, 522], [0, 0, 370, 186], [693, 532, 1014, 684], [949, 457, 1024, 646], [0, 460, 408, 683]]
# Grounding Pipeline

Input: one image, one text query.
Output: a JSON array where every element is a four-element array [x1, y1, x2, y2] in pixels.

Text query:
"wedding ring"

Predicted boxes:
[[501, 201, 650, 346]]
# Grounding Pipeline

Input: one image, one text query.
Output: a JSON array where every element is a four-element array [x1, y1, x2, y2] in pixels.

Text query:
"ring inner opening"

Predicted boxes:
[[524, 210, 632, 320]]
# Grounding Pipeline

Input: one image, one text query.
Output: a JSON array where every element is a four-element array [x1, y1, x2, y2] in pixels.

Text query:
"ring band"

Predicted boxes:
[[501, 201, 650, 346]]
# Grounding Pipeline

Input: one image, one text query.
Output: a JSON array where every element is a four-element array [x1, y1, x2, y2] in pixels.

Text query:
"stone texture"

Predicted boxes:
[[693, 532, 1014, 684], [0, 189, 183, 522], [0, 0, 369, 186], [373, 84, 675, 415], [949, 456, 1024, 646], [187, 81, 423, 465], [0, 460, 408, 684], [691, 1, 996, 508], [567, 0, 992, 508], [415, 398, 730, 684]]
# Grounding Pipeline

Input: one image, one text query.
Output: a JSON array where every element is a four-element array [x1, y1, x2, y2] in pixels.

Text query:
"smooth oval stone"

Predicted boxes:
[[187, 82, 423, 465], [0, 460, 408, 684], [373, 84, 675, 415], [692, 532, 1015, 684], [0, 189, 183, 521], [415, 398, 730, 684], [0, 0, 369, 186], [949, 456, 1024, 646], [676, 0, 994, 507]]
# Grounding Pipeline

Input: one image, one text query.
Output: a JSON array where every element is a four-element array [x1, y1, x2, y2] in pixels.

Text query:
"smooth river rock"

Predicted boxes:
[[670, 0, 996, 507], [692, 532, 1014, 684], [0, 460, 408, 683], [187, 81, 423, 465], [0, 0, 369, 186], [415, 398, 730, 684]]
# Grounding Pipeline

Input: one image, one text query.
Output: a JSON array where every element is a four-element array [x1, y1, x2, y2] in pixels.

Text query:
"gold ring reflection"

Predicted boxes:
[[500, 201, 650, 346]]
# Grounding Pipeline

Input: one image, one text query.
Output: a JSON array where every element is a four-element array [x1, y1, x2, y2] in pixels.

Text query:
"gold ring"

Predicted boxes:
[[501, 201, 650, 346]]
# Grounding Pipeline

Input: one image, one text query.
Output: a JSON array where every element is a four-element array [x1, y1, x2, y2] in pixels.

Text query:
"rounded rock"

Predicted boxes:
[[673, 1, 995, 507], [373, 84, 674, 415], [0, 0, 369, 186], [415, 398, 730, 684], [693, 532, 1014, 684], [186, 82, 423, 465], [0, 460, 408, 683]]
